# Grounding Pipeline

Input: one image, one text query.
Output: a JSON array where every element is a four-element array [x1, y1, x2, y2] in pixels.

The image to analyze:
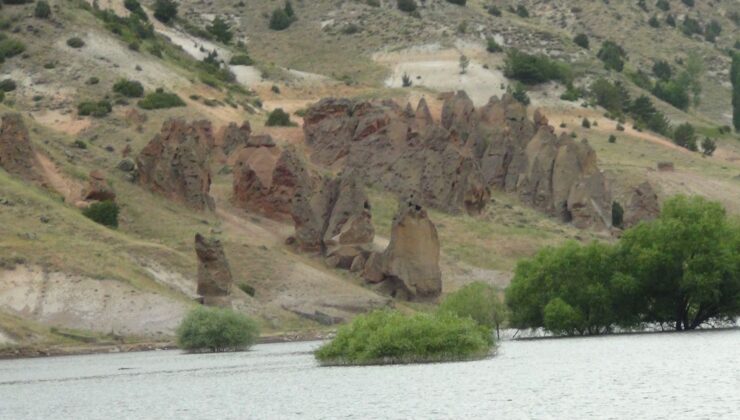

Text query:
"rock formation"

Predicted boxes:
[[232, 146, 308, 221], [623, 181, 660, 229], [363, 202, 441, 300], [136, 119, 215, 211], [82, 170, 116, 202], [195, 233, 232, 299], [0, 113, 41, 183], [291, 169, 375, 268], [303, 92, 613, 229]]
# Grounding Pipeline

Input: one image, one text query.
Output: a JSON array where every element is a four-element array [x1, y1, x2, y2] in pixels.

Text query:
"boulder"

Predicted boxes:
[[623, 181, 660, 229], [136, 119, 215, 211], [363, 202, 441, 300], [195, 233, 232, 298], [232, 146, 309, 221], [82, 170, 116, 202], [0, 113, 41, 183]]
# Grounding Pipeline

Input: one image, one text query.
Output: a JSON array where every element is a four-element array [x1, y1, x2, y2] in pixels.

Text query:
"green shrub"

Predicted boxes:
[[656, 0, 670, 11], [314, 310, 493, 365], [266, 108, 292, 126], [34, 1, 51, 19], [732, 53, 740, 131], [78, 100, 112, 117], [86, 77, 100, 85], [503, 49, 572, 85], [681, 0, 694, 7], [0, 79, 16, 92], [124, 0, 148, 21], [516, 5, 529, 18], [652, 60, 672, 81], [237, 283, 256, 296], [82, 200, 119, 227], [681, 16, 703, 37], [176, 307, 259, 352], [560, 84, 583, 101], [401, 72, 412, 87], [701, 137, 716, 156], [0, 37, 26, 62], [229, 54, 254, 65], [581, 118, 591, 128], [573, 33, 589, 49], [113, 79, 144, 98], [486, 37, 503, 53], [153, 0, 178, 24], [648, 15, 660, 28], [138, 89, 186, 109], [652, 80, 689, 110], [597, 41, 626, 72], [397, 0, 417, 13], [704, 20, 721, 43], [665, 14, 676, 27], [510, 82, 530, 105], [487, 5, 501, 16], [207, 16, 233, 44], [608, 134, 617, 143], [67, 37, 85, 48], [439, 282, 507, 336], [611, 201, 623, 227], [672, 122, 697, 151], [445, 0, 466, 5], [590, 78, 630, 114]]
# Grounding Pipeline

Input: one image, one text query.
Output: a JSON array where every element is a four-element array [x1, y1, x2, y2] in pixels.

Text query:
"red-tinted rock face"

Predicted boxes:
[[136, 119, 215, 211], [82, 170, 116, 202], [363, 202, 441, 300], [0, 113, 41, 183], [195, 233, 232, 298], [623, 181, 660, 229]]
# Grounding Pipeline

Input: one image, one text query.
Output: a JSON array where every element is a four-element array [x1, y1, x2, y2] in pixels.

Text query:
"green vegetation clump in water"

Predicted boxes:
[[315, 309, 494, 366], [177, 307, 260, 352], [506, 195, 740, 335]]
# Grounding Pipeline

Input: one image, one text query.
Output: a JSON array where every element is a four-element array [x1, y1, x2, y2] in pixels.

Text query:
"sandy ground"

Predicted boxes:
[[31, 110, 91, 136], [35, 153, 84, 205], [0, 266, 188, 337]]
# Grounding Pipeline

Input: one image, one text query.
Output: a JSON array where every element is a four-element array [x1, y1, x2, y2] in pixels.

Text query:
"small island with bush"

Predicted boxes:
[[314, 282, 503, 366], [176, 306, 259, 353]]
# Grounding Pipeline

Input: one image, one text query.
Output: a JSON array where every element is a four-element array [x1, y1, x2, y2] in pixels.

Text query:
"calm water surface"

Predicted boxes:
[[1, 330, 738, 419]]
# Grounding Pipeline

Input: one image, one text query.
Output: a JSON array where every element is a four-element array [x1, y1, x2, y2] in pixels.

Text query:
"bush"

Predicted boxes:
[[86, 77, 100, 85], [66, 37, 85, 48], [138, 89, 186, 109], [397, 0, 417, 13], [681, 16, 702, 37], [153, 0, 178, 24], [608, 134, 617, 143], [656, 0, 670, 11], [269, 9, 292, 30], [597, 41, 627, 72], [176, 307, 259, 352], [0, 79, 16, 92], [590, 78, 630, 114], [0, 37, 26, 62], [732, 53, 740, 131], [701, 137, 716, 156], [704, 20, 722, 43], [486, 37, 503, 53], [510, 82, 530, 105], [124, 0, 148, 21], [665, 14, 676, 27], [401, 72, 412, 87], [265, 108, 292, 126], [503, 49, 572, 85], [34, 1, 51, 19], [439, 282, 507, 336], [229, 54, 254, 66], [445, 0, 466, 5], [672, 122, 697, 151], [207, 16, 233, 44], [652, 80, 689, 110], [652, 60, 672, 81], [560, 84, 583, 101], [581, 118, 591, 128], [113, 79, 144, 98], [611, 201, 623, 227], [314, 310, 493, 365], [573, 33, 589, 49], [487, 5, 501, 16], [681, 0, 694, 8], [237, 283, 255, 296], [515, 5, 529, 18], [82, 200, 119, 227], [78, 100, 112, 117]]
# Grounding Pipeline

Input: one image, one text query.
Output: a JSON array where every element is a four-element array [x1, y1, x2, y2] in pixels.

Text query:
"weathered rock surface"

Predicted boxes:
[[0, 113, 41, 183], [82, 170, 116, 202], [195, 233, 232, 299], [623, 181, 660, 229], [232, 146, 308, 221], [303, 92, 612, 229], [291, 169, 375, 267], [363, 202, 441, 300], [136, 119, 215, 211]]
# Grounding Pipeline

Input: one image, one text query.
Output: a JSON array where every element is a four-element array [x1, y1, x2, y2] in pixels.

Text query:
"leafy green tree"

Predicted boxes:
[[113, 79, 144, 98], [672, 122, 697, 151], [590, 78, 630, 114], [597, 41, 627, 72], [681, 16, 703, 37], [154, 0, 178, 24], [177, 307, 259, 352], [459, 54, 470, 74], [652, 80, 690, 110], [516, 4, 529, 18], [439, 282, 508, 338], [665, 14, 676, 27], [207, 16, 233, 44], [124, 0, 147, 21], [618, 196, 740, 330], [704, 20, 722, 43], [269, 9, 292, 30], [266, 108, 292, 126], [648, 15, 660, 28], [503, 49, 572, 84], [652, 60, 672, 81]]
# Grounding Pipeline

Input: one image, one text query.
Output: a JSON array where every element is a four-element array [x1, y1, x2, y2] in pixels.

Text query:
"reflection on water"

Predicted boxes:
[[1, 330, 738, 419]]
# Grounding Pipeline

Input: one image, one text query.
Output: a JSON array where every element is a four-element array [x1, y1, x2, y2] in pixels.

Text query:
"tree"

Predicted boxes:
[[597, 41, 627, 72], [154, 0, 178, 24], [516, 5, 529, 18], [124, 0, 147, 21], [612, 201, 624, 228], [573, 33, 589, 49], [510, 82, 530, 105], [618, 195, 740, 330], [207, 16, 233, 44], [677, 52, 704, 107], [177, 307, 259, 352], [672, 122, 697, 151], [459, 54, 470, 74], [284, 0, 295, 18], [82, 200, 119, 228], [266, 108, 292, 126], [648, 15, 660, 28], [732, 53, 740, 131], [503, 49, 572, 85], [486, 37, 503, 53], [656, 0, 670, 11], [701, 137, 716, 156], [401, 72, 412, 87], [652, 80, 690, 110], [590, 78, 630, 114], [34, 1, 51, 19], [439, 282, 508, 338], [652, 60, 672, 81]]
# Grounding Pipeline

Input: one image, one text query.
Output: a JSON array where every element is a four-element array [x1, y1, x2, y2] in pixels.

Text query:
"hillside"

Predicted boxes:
[[0, 0, 739, 353]]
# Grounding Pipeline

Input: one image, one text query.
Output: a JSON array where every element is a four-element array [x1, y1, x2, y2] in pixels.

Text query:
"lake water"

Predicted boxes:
[[1, 330, 739, 419]]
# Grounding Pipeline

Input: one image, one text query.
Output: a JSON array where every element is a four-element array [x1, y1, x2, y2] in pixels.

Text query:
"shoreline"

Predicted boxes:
[[0, 331, 331, 361]]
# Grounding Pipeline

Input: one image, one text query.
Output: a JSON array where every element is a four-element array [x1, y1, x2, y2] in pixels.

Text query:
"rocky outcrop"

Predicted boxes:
[[303, 92, 612, 229], [363, 202, 441, 300], [232, 146, 309, 221], [291, 169, 375, 268], [0, 113, 41, 183], [136, 119, 215, 211], [82, 170, 116, 202], [623, 181, 660, 229], [195, 233, 232, 299]]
